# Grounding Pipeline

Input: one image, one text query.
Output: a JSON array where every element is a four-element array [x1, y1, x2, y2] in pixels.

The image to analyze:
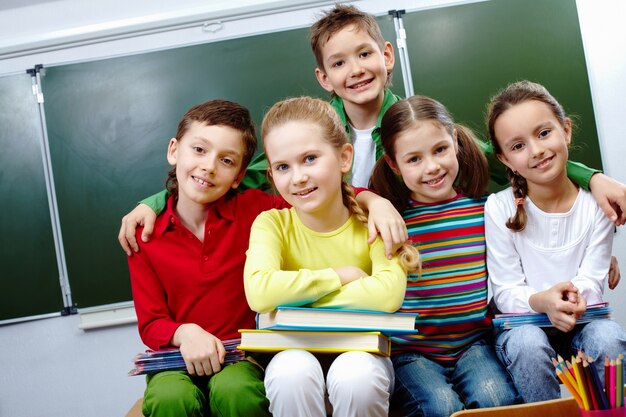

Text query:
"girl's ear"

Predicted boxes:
[[339, 143, 354, 174], [564, 117, 572, 145], [496, 152, 514, 171], [384, 154, 400, 175], [315, 67, 334, 93], [452, 128, 459, 152], [166, 138, 178, 166]]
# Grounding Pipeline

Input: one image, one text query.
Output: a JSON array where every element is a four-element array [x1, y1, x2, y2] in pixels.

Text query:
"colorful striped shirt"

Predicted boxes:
[[391, 193, 492, 363]]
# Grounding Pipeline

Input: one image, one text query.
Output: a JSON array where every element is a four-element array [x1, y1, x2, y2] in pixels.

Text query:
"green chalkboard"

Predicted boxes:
[[0, 73, 63, 320], [39, 16, 402, 309], [2, 0, 600, 317], [403, 0, 601, 188]]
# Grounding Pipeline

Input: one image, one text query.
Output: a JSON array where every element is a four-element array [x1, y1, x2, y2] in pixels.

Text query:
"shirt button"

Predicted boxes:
[[203, 256, 209, 262]]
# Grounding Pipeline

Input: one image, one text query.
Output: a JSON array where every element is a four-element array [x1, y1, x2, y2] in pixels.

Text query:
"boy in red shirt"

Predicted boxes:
[[128, 99, 286, 417]]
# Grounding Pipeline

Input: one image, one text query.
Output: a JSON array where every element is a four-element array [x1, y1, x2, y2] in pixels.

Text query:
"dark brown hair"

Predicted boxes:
[[486, 80, 567, 232], [262, 96, 420, 273], [369, 95, 489, 212], [166, 99, 257, 197], [310, 4, 391, 84]]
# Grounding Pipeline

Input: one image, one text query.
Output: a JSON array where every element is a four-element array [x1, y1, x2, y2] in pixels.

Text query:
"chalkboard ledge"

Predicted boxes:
[[78, 301, 136, 330]]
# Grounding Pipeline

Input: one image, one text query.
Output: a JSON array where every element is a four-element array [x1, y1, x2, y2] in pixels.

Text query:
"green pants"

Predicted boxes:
[[142, 360, 271, 417]]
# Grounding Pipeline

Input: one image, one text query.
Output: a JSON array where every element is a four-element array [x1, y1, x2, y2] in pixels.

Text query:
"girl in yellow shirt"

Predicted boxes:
[[244, 96, 419, 417]]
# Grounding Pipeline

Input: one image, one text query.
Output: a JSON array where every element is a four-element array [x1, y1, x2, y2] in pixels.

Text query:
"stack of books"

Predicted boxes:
[[128, 338, 244, 376], [238, 307, 418, 357], [493, 302, 611, 330]]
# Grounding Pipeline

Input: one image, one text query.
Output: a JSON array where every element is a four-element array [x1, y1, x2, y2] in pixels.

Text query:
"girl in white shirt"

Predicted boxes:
[[484, 80, 626, 403]]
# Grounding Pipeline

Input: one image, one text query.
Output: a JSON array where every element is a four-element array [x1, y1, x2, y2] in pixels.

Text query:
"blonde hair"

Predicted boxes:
[[262, 96, 420, 273]]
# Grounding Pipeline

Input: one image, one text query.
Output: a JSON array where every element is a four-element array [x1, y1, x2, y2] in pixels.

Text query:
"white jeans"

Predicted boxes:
[[264, 349, 394, 417]]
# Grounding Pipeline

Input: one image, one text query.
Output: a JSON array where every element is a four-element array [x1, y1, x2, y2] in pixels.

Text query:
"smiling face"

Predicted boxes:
[[493, 99, 571, 188], [387, 121, 459, 203], [315, 25, 394, 112], [167, 121, 245, 209], [264, 120, 352, 225]]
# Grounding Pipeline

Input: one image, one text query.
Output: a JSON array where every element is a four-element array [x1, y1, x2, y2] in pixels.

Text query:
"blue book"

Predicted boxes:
[[128, 338, 244, 376], [493, 302, 611, 330], [256, 307, 418, 335]]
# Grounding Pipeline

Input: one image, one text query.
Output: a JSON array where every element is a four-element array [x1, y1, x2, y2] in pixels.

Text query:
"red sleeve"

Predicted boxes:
[[352, 186, 371, 196], [243, 188, 291, 210], [128, 243, 180, 350]]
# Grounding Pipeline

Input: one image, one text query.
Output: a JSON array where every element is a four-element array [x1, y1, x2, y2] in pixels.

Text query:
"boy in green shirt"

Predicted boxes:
[[119, 4, 626, 254]]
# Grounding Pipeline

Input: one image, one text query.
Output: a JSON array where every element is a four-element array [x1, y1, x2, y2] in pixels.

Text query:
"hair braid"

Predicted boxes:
[[342, 181, 368, 225], [343, 182, 421, 274], [505, 169, 528, 231]]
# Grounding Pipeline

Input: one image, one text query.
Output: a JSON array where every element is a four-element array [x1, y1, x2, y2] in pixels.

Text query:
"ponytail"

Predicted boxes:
[[505, 171, 528, 232], [369, 158, 411, 212], [454, 124, 489, 199]]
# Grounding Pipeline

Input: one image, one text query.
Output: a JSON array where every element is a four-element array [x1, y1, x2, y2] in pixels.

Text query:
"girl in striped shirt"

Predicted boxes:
[[369, 95, 519, 417]]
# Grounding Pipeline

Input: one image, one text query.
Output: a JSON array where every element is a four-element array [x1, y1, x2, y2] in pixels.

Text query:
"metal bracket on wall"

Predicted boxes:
[[389, 9, 414, 98], [26, 64, 75, 315]]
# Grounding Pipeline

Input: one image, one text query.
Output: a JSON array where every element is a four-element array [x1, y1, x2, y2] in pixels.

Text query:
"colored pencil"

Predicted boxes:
[[583, 359, 600, 410], [610, 359, 616, 408], [566, 359, 576, 378], [555, 357, 580, 395], [553, 353, 626, 411], [605, 356, 611, 403], [617, 355, 623, 408], [588, 357, 610, 410], [556, 367, 584, 408], [573, 356, 591, 410], [559, 355, 576, 378]]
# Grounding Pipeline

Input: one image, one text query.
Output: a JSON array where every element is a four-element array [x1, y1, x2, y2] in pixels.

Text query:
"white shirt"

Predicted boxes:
[[350, 125, 376, 188], [485, 187, 613, 313]]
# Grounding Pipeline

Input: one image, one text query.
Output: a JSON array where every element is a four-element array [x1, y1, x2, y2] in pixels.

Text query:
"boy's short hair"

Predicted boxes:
[[166, 99, 256, 196], [175, 99, 257, 168], [310, 3, 386, 72]]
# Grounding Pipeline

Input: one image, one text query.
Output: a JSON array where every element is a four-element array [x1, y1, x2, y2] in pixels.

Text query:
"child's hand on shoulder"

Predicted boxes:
[[334, 266, 368, 285], [173, 323, 226, 376], [362, 195, 408, 259], [118, 203, 158, 256], [590, 173, 626, 226]]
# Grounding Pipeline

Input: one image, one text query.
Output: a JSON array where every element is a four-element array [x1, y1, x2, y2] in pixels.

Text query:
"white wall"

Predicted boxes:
[[0, 316, 145, 417], [0, 1, 624, 416], [576, 0, 626, 330]]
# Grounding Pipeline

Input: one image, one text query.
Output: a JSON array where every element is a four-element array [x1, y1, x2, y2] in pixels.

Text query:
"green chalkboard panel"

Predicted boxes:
[[40, 16, 403, 309], [403, 0, 601, 187], [0, 74, 63, 320]]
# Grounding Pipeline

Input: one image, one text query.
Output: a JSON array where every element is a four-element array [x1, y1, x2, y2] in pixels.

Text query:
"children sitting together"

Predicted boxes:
[[120, 4, 626, 417]]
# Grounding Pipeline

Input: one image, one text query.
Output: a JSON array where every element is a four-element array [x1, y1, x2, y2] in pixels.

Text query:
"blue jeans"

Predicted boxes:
[[391, 339, 520, 417], [494, 320, 626, 403]]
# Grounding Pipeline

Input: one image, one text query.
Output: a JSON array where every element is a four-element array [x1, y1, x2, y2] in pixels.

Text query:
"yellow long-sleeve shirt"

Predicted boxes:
[[244, 208, 407, 313]]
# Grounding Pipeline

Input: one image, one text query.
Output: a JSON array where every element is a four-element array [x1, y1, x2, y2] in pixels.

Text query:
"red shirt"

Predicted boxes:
[[128, 189, 288, 350]]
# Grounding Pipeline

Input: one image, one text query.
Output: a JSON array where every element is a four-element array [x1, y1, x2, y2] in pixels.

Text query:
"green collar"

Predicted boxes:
[[330, 89, 401, 132]]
